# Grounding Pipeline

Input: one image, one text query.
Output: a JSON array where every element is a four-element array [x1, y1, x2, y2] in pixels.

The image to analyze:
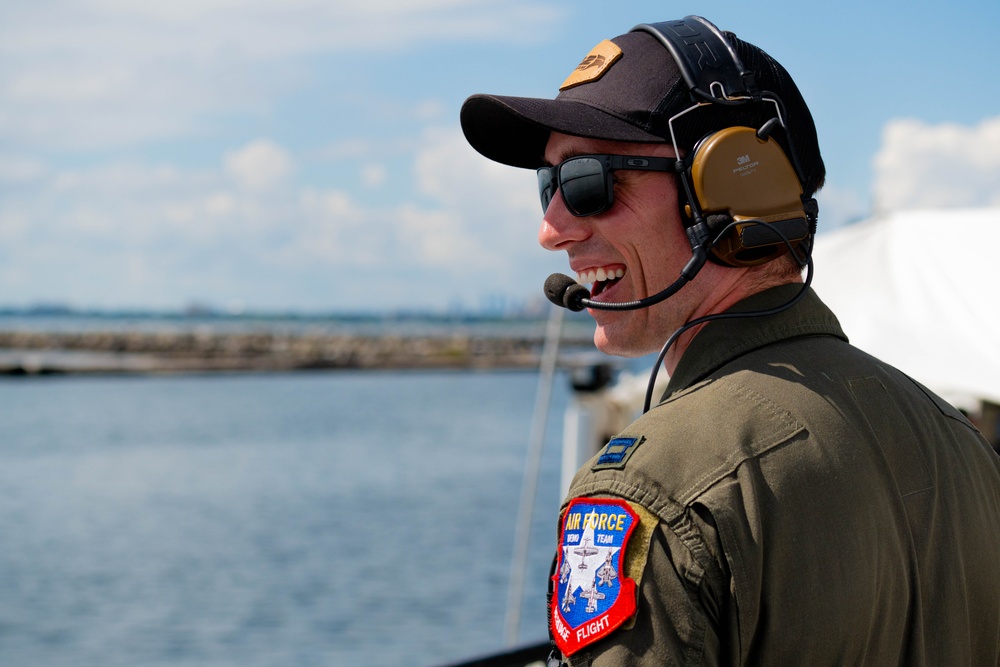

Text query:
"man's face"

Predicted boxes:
[[539, 132, 710, 358]]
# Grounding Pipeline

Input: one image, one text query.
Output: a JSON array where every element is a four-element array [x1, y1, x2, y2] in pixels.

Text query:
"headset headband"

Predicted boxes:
[[631, 17, 757, 104], [633, 16, 811, 201], [627, 16, 817, 267]]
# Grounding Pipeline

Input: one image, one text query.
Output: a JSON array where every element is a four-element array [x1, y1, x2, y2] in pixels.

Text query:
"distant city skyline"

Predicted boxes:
[[0, 292, 559, 317], [1, 0, 998, 312]]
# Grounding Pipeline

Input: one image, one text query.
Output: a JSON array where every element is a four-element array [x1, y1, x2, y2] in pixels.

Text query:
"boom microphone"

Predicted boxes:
[[543, 248, 708, 312], [543, 274, 591, 311]]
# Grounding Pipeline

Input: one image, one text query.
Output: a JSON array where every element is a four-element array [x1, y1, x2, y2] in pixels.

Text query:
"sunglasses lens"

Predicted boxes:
[[536, 157, 611, 217], [537, 167, 556, 213], [559, 157, 609, 216]]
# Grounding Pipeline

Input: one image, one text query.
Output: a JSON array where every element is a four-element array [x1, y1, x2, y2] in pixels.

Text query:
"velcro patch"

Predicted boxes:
[[550, 498, 639, 656], [559, 39, 623, 91], [593, 436, 644, 471]]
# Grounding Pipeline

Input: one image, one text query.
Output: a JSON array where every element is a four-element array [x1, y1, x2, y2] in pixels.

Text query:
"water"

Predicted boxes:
[[0, 311, 598, 340], [0, 370, 570, 667]]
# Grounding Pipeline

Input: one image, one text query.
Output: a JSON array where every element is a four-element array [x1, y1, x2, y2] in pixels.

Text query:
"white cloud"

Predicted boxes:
[[397, 205, 480, 264], [872, 116, 1000, 213], [413, 126, 538, 222], [224, 139, 295, 190], [205, 192, 236, 216], [815, 183, 869, 233], [361, 163, 387, 188], [0, 0, 568, 309], [22, 114, 1000, 310], [0, 0, 562, 149], [0, 128, 554, 310], [0, 156, 47, 183], [315, 139, 375, 161], [50, 162, 214, 196], [408, 127, 544, 267], [0, 212, 30, 240], [286, 127, 545, 275], [291, 187, 379, 266], [8, 64, 133, 103]]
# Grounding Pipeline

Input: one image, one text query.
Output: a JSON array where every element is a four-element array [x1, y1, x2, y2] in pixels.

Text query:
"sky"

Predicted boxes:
[[1, 0, 998, 314]]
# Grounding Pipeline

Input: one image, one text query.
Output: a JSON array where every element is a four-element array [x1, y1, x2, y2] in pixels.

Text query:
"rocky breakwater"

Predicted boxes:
[[0, 328, 593, 375]]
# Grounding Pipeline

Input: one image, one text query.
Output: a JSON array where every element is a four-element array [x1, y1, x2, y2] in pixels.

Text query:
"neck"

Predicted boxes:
[[663, 268, 802, 375]]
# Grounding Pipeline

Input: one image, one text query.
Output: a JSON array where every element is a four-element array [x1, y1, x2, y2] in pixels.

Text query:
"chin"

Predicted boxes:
[[592, 320, 652, 359]]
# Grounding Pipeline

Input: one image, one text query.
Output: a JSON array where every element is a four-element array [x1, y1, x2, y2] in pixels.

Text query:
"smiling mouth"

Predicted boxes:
[[577, 267, 624, 298]]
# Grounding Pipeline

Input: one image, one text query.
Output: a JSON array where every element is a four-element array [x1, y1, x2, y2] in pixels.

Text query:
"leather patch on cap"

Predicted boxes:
[[559, 39, 623, 91]]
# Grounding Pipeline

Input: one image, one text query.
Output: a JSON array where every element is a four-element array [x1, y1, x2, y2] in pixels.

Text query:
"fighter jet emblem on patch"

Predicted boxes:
[[551, 498, 639, 656]]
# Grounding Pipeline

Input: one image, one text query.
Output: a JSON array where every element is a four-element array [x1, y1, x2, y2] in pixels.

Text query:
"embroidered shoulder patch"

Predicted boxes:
[[559, 39, 623, 91], [551, 498, 639, 656], [592, 436, 644, 471]]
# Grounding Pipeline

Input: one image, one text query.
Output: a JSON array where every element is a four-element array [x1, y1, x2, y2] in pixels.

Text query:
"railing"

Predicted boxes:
[[434, 641, 550, 667]]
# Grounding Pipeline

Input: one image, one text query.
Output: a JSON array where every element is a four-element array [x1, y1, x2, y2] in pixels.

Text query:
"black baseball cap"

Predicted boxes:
[[460, 20, 825, 197]]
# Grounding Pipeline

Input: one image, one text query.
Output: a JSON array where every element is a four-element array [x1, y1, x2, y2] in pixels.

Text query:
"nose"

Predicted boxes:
[[537, 190, 591, 251]]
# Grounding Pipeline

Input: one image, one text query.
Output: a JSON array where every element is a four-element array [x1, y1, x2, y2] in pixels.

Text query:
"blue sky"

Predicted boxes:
[[1, 0, 998, 313]]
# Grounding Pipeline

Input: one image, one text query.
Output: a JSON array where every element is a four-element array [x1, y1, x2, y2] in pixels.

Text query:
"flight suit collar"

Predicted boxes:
[[664, 284, 847, 400]]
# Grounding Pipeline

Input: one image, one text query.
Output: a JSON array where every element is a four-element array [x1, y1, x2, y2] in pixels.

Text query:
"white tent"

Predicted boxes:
[[809, 208, 1000, 407]]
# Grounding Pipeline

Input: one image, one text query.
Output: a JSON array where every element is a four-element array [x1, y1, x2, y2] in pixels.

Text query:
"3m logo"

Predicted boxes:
[[732, 155, 761, 176], [560, 40, 623, 91]]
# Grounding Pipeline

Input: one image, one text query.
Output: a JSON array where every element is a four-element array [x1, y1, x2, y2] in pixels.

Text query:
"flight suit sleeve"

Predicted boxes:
[[560, 503, 732, 667]]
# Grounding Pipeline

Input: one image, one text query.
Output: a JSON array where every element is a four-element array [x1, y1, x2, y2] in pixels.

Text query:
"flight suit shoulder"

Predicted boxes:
[[570, 370, 806, 518]]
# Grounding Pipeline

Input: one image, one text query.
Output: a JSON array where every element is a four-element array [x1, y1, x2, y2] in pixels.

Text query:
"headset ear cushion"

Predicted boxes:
[[687, 126, 809, 267]]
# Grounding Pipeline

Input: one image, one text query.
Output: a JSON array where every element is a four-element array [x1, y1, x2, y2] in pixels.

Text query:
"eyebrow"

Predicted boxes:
[[541, 152, 572, 168], [543, 140, 598, 168]]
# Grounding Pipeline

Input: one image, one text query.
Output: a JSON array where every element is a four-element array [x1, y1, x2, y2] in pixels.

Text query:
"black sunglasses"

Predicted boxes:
[[537, 154, 677, 217]]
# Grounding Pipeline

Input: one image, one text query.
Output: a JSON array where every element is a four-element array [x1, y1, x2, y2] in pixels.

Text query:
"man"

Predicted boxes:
[[460, 16, 1000, 667]]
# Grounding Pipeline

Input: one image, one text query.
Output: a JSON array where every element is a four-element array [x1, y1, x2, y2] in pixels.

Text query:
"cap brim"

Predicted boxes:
[[460, 93, 668, 169]]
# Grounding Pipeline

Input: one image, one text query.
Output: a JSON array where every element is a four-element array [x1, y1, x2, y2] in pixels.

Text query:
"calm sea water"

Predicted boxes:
[[0, 369, 570, 667]]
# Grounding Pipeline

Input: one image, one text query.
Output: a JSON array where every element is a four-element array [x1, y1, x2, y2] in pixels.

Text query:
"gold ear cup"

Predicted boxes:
[[689, 126, 809, 267]]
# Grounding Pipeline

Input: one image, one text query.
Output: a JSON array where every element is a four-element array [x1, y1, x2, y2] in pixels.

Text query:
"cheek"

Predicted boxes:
[[616, 175, 683, 229], [608, 174, 687, 270], [622, 216, 691, 291], [616, 201, 686, 258]]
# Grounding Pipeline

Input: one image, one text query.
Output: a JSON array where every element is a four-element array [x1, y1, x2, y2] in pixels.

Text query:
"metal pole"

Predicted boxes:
[[503, 304, 564, 647]]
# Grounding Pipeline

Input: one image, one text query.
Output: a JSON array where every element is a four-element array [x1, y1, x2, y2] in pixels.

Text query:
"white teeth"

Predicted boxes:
[[576, 267, 623, 285]]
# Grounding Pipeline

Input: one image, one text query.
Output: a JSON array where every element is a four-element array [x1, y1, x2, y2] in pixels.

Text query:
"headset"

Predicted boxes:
[[632, 16, 818, 268]]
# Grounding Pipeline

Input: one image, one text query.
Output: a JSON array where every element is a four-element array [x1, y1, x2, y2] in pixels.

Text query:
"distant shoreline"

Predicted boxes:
[[0, 329, 597, 375]]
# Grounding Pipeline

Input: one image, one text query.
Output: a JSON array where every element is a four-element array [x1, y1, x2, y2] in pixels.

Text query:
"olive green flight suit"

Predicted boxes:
[[557, 285, 1000, 666]]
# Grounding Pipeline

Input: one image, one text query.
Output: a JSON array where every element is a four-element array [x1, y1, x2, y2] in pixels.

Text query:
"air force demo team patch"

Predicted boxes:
[[551, 498, 639, 656]]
